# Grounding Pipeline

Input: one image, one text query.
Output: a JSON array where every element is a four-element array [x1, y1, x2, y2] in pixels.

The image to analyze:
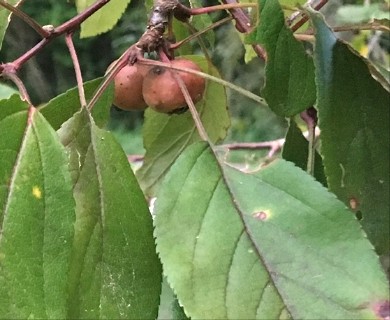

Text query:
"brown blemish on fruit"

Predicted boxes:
[[142, 58, 205, 113]]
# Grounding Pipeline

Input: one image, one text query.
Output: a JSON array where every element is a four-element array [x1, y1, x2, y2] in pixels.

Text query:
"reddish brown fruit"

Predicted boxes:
[[142, 59, 206, 114], [112, 63, 149, 111]]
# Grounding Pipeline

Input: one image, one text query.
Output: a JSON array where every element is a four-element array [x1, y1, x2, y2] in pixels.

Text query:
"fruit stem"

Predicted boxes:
[[170, 16, 233, 50], [65, 32, 86, 108], [87, 49, 131, 110], [173, 71, 210, 142], [138, 58, 268, 108], [189, 3, 257, 16], [300, 107, 318, 176]]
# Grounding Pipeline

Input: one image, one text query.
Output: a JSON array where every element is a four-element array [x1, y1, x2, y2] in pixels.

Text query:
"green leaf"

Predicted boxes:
[[58, 108, 161, 319], [76, 0, 131, 38], [39, 78, 113, 130], [137, 55, 229, 195], [246, 0, 316, 116], [155, 142, 389, 319], [158, 278, 189, 320], [0, 83, 17, 99], [189, 0, 215, 48], [0, 0, 19, 51], [172, 19, 193, 56], [0, 96, 75, 318], [310, 11, 390, 253], [282, 120, 327, 186]]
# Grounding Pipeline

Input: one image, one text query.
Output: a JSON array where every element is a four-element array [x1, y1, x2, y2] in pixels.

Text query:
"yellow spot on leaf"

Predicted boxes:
[[32, 186, 42, 199]]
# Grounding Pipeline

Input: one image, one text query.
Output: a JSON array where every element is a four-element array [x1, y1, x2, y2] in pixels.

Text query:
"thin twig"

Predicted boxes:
[[10, 0, 111, 70], [184, 21, 212, 62], [220, 139, 284, 158], [220, 0, 267, 60], [291, 0, 328, 32], [170, 16, 233, 50], [65, 32, 86, 107], [300, 107, 317, 175], [4, 71, 32, 105], [189, 3, 257, 16], [0, 0, 50, 37], [87, 47, 137, 110]]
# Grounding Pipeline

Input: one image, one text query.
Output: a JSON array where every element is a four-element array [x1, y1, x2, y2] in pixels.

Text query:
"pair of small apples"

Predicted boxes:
[[113, 58, 206, 113]]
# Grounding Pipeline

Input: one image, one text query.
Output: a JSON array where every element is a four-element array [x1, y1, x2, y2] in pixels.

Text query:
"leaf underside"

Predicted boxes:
[[310, 11, 390, 253], [246, 0, 316, 117]]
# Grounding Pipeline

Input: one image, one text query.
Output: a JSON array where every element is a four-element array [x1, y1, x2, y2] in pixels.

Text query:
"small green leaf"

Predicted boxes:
[[137, 55, 229, 195], [76, 0, 131, 38], [0, 0, 19, 51], [310, 11, 390, 253], [0, 96, 75, 318], [172, 19, 193, 56], [155, 142, 389, 319], [58, 108, 161, 319], [39, 78, 113, 130], [246, 0, 316, 116], [282, 120, 327, 186]]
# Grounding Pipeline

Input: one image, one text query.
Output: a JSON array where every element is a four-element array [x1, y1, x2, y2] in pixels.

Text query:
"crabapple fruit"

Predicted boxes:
[[112, 63, 149, 111], [142, 58, 206, 113]]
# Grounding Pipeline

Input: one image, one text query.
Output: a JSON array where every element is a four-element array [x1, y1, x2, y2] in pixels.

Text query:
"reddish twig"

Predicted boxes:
[[290, 0, 328, 32], [3, 68, 33, 105], [65, 32, 86, 107], [0, 0, 50, 37], [170, 16, 233, 50], [220, 0, 267, 60], [6, 0, 111, 71]]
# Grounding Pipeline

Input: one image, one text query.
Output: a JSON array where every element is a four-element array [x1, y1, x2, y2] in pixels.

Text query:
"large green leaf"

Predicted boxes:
[[155, 142, 389, 319], [76, 0, 131, 38], [39, 78, 113, 130], [0, 96, 75, 318], [246, 0, 316, 116], [0, 0, 19, 51], [310, 11, 390, 253], [58, 108, 161, 319], [137, 55, 229, 195]]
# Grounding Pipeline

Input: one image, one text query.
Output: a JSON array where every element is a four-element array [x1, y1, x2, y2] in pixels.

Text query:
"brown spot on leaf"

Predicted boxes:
[[373, 300, 390, 320], [253, 211, 268, 221], [349, 197, 359, 210]]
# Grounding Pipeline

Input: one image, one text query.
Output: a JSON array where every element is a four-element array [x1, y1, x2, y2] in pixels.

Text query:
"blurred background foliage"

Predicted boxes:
[[0, 0, 388, 158]]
